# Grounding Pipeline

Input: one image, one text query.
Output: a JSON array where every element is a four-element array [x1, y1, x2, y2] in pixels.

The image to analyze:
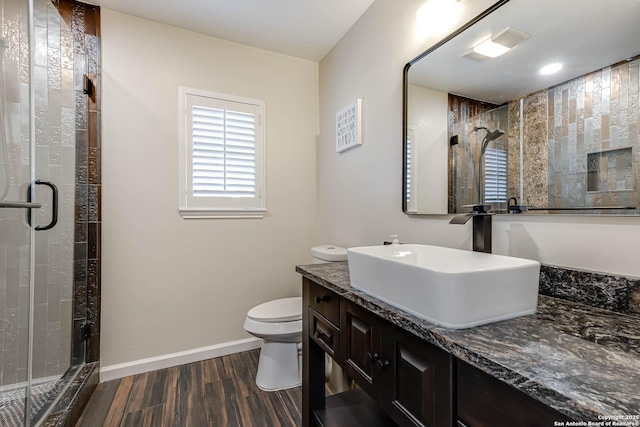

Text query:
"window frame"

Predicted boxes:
[[178, 87, 266, 219]]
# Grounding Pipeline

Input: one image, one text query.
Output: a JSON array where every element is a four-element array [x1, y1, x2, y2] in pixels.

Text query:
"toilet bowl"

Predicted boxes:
[[244, 245, 347, 392], [243, 297, 303, 391]]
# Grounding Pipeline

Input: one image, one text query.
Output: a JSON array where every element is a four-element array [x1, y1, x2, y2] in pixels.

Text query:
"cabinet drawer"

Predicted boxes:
[[457, 360, 572, 426], [309, 282, 340, 326], [309, 308, 340, 359]]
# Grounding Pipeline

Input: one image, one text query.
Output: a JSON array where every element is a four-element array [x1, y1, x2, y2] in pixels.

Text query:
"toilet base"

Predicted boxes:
[[256, 341, 301, 391]]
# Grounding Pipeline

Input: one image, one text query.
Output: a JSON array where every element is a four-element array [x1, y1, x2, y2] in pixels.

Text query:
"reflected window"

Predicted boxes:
[[484, 147, 507, 203]]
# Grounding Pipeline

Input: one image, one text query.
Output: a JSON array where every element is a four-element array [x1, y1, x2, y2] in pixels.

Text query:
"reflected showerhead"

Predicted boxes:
[[485, 129, 504, 143], [480, 129, 504, 157]]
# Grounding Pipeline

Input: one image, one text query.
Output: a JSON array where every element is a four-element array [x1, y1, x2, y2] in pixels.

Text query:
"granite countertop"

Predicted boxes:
[[296, 261, 640, 423]]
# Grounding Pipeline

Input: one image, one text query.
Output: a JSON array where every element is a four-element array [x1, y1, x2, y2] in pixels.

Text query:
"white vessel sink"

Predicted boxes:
[[347, 244, 540, 329]]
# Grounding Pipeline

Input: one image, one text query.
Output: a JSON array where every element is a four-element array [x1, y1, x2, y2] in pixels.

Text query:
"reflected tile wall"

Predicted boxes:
[[508, 90, 549, 211], [503, 58, 640, 213], [540, 58, 639, 210], [448, 95, 502, 212]]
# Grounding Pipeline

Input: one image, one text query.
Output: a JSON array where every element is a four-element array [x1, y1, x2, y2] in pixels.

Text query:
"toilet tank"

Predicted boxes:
[[311, 245, 347, 264]]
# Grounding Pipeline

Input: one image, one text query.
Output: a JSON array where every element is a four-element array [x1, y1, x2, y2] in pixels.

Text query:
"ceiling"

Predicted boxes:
[[87, 0, 376, 62]]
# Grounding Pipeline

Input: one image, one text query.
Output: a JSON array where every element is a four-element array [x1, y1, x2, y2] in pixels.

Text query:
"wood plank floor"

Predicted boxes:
[[76, 349, 302, 427]]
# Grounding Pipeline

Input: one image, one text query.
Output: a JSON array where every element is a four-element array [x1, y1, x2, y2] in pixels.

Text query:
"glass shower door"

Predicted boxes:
[[0, 0, 82, 425], [29, 0, 80, 423], [0, 0, 36, 425]]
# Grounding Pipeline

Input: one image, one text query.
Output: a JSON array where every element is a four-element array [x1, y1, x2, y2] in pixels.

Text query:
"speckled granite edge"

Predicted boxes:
[[296, 262, 640, 421], [41, 362, 99, 427], [540, 265, 640, 315]]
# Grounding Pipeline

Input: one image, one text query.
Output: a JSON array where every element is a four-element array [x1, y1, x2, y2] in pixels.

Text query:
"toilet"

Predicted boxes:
[[243, 245, 347, 391]]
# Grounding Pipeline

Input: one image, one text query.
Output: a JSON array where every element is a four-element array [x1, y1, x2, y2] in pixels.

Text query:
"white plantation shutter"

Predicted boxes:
[[179, 88, 266, 218], [484, 147, 507, 203], [192, 107, 256, 198]]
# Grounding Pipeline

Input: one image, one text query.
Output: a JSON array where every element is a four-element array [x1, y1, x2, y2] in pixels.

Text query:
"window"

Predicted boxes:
[[178, 87, 266, 218], [484, 147, 507, 203]]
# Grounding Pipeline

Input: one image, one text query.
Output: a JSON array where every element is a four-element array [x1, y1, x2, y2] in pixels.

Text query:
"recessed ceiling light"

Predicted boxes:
[[473, 39, 511, 58], [540, 63, 562, 75]]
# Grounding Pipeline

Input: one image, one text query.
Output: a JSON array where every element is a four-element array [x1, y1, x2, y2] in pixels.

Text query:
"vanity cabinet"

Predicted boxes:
[[341, 299, 382, 397], [342, 300, 452, 427], [304, 277, 452, 427], [302, 277, 573, 427], [456, 360, 571, 427]]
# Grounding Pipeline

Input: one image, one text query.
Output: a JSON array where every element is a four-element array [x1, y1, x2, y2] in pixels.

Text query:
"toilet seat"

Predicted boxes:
[[247, 297, 301, 323]]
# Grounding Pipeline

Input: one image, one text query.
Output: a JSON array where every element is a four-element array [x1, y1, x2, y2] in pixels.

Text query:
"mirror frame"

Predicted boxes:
[[402, 0, 511, 214]]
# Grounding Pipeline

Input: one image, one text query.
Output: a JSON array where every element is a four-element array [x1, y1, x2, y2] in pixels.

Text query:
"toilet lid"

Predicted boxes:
[[247, 297, 302, 323]]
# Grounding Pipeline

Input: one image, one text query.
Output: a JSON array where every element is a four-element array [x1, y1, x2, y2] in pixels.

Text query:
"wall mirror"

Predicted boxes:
[[403, 0, 640, 215]]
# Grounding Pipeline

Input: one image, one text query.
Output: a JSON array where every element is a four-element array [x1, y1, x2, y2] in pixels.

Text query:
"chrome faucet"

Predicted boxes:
[[449, 204, 492, 253]]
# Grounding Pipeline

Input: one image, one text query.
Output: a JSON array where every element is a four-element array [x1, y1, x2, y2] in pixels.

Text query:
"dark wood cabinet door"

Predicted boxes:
[[381, 324, 453, 427], [341, 300, 382, 398], [457, 359, 572, 427]]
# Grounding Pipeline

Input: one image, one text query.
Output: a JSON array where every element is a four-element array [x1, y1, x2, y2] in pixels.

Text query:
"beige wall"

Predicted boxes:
[[101, 10, 318, 368], [407, 84, 448, 213], [318, 0, 640, 277]]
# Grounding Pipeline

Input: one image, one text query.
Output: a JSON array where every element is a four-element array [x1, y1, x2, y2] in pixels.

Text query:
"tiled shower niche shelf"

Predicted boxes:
[[587, 146, 634, 193]]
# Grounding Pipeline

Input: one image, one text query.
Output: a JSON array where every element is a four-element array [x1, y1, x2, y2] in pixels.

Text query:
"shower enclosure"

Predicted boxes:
[[449, 104, 509, 212], [0, 0, 99, 425]]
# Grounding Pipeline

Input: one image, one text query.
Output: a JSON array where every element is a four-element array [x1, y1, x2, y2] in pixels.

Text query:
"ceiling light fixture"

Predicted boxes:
[[540, 63, 562, 75], [473, 39, 510, 58], [463, 27, 530, 60]]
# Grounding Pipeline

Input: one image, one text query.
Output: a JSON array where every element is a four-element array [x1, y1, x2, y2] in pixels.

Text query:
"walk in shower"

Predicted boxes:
[[0, 0, 101, 425], [448, 102, 509, 212]]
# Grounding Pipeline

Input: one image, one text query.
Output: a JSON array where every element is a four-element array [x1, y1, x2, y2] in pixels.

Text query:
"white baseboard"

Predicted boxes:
[[99, 337, 262, 382]]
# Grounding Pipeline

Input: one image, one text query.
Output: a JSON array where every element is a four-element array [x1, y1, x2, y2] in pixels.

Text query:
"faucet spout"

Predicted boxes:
[[449, 204, 493, 253], [449, 213, 474, 224]]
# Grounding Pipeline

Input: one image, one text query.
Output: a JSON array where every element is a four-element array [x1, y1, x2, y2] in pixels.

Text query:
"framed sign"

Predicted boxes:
[[336, 98, 363, 153]]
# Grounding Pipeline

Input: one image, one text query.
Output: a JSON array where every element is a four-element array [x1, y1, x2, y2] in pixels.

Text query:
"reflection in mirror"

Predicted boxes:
[[403, 0, 640, 215], [448, 99, 507, 213]]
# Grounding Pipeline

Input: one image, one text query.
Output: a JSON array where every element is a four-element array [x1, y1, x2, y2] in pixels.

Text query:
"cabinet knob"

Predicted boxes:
[[314, 296, 329, 304], [376, 359, 390, 371]]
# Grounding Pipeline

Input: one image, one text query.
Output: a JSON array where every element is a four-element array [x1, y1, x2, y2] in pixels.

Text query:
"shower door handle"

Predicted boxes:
[[27, 180, 58, 230]]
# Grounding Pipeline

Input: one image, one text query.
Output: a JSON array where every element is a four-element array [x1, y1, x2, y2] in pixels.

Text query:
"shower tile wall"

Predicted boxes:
[[0, 0, 36, 388], [447, 95, 501, 212], [0, 0, 101, 391], [53, 0, 100, 364], [508, 90, 549, 210], [518, 58, 640, 210], [32, 0, 76, 382]]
